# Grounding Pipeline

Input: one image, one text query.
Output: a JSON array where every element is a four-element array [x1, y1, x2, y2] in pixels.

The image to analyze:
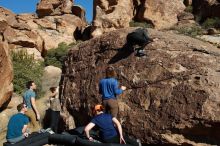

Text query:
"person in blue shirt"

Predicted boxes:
[[99, 66, 126, 117], [84, 104, 126, 144], [23, 81, 40, 132], [6, 103, 29, 144], [84, 104, 141, 145]]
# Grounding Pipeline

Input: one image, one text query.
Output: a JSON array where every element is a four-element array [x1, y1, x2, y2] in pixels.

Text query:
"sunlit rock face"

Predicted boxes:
[[91, 0, 134, 37], [91, 0, 185, 37], [36, 0, 73, 18], [0, 41, 13, 110], [60, 28, 220, 144], [0, 3, 86, 58], [136, 0, 185, 29]]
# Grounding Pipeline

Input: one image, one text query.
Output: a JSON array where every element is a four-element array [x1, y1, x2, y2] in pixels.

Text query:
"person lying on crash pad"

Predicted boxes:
[[84, 104, 141, 145]]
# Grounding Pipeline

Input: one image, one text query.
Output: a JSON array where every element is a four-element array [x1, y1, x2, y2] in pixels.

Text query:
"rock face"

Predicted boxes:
[[136, 0, 185, 29], [91, 0, 134, 37], [36, 0, 73, 18], [0, 3, 86, 59], [92, 0, 185, 37], [193, 0, 220, 20], [41, 66, 62, 93], [0, 1, 86, 109], [0, 41, 13, 109], [60, 28, 220, 144]]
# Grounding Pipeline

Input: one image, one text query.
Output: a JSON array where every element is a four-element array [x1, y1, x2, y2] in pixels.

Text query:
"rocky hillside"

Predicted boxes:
[[0, 41, 13, 110], [0, 0, 86, 109], [60, 28, 220, 145], [0, 0, 220, 145], [91, 0, 185, 37]]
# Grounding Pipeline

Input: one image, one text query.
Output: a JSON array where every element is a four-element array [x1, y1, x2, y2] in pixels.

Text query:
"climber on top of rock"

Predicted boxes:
[[126, 28, 154, 57]]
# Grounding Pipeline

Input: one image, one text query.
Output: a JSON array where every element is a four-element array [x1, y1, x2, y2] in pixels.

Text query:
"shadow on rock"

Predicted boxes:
[[108, 44, 134, 64]]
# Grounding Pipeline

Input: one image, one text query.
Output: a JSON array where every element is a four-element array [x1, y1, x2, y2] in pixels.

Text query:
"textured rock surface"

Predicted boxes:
[[184, 0, 192, 6], [0, 95, 23, 146], [60, 28, 220, 144], [36, 0, 73, 18], [193, 0, 220, 20], [0, 41, 13, 109], [198, 35, 220, 46], [92, 0, 134, 37], [136, 0, 185, 29], [41, 66, 62, 93], [0, 2, 86, 56]]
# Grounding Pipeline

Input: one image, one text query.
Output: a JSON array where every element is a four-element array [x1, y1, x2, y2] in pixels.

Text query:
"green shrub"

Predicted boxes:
[[44, 42, 70, 68], [184, 6, 193, 13], [44, 41, 81, 68], [202, 17, 220, 29], [174, 25, 203, 37], [12, 50, 44, 98], [129, 20, 153, 28]]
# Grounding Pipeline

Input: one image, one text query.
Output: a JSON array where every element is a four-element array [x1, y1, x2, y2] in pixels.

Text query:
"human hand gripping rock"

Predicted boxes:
[[121, 86, 126, 91]]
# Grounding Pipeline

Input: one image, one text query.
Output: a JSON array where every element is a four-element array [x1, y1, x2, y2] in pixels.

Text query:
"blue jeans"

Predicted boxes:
[[7, 135, 25, 144]]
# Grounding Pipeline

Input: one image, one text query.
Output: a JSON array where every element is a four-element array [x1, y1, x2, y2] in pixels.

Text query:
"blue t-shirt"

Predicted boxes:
[[23, 89, 36, 109], [91, 113, 118, 140], [6, 113, 29, 139], [99, 78, 123, 100]]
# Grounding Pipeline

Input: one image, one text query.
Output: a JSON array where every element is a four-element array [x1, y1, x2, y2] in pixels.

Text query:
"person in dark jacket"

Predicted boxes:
[[49, 86, 61, 133], [127, 28, 153, 57], [99, 66, 126, 118], [84, 104, 141, 145]]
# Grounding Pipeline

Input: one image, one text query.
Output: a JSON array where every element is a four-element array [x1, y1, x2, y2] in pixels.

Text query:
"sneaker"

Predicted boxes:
[[135, 50, 146, 57], [45, 128, 55, 134], [39, 129, 46, 133], [44, 128, 52, 132], [136, 139, 142, 146], [48, 130, 55, 134]]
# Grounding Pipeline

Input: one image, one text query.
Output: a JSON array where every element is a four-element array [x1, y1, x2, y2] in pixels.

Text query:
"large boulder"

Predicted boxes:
[[34, 14, 84, 50], [136, 0, 185, 29], [0, 7, 16, 33], [3, 26, 44, 60], [0, 41, 13, 109], [41, 66, 62, 93], [91, 0, 134, 37], [0, 3, 86, 56], [72, 5, 86, 23], [0, 7, 17, 26], [60, 28, 220, 144], [193, 0, 220, 20], [36, 0, 73, 18]]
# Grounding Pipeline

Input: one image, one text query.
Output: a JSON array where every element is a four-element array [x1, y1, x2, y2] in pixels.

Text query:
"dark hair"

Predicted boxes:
[[26, 81, 34, 89], [17, 103, 25, 112], [106, 66, 116, 78], [49, 87, 56, 93]]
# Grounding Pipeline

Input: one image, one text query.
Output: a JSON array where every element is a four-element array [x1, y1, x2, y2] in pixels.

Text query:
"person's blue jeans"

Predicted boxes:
[[7, 135, 25, 144]]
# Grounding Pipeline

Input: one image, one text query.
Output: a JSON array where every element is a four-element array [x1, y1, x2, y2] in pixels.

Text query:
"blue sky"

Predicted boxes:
[[0, 0, 93, 22]]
